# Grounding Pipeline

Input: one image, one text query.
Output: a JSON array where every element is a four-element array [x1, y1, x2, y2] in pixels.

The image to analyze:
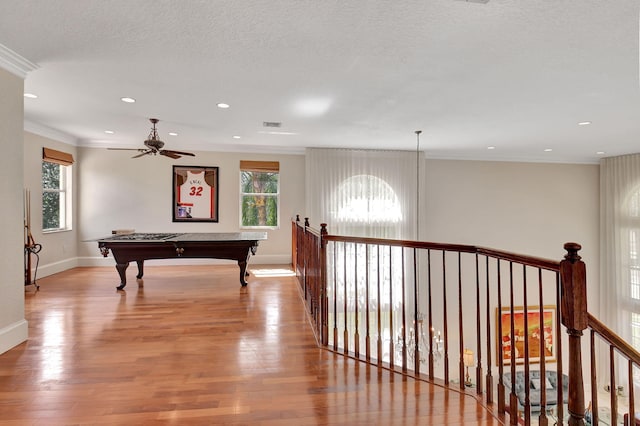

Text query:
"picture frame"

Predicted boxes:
[[497, 305, 556, 365], [172, 165, 219, 222]]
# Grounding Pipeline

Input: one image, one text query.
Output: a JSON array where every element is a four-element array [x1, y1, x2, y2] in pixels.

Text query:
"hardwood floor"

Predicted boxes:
[[0, 265, 503, 425]]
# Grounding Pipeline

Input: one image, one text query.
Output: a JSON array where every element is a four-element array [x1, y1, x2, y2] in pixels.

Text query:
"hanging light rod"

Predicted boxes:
[[415, 130, 422, 241]]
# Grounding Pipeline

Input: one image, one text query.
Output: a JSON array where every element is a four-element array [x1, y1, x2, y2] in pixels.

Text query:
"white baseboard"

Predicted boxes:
[[35, 257, 79, 279], [32, 254, 292, 280], [0, 319, 28, 355]]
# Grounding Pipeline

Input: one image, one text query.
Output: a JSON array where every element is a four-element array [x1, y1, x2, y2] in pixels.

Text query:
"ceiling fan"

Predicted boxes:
[[109, 118, 195, 159]]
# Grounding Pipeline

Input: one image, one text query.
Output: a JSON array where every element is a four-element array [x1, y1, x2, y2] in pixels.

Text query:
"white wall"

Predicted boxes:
[[26, 144, 601, 313], [23, 131, 79, 277], [421, 159, 599, 383], [0, 67, 28, 354], [76, 147, 305, 266], [423, 159, 600, 308]]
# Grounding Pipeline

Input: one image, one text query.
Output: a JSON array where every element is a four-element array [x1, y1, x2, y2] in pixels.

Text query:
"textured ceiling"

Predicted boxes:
[[0, 0, 638, 163]]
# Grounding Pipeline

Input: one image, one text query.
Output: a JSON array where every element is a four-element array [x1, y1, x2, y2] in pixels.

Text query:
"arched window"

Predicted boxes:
[[331, 174, 403, 238], [329, 174, 407, 363]]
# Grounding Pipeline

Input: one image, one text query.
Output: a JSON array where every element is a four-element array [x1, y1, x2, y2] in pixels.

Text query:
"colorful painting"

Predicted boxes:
[[497, 306, 555, 365]]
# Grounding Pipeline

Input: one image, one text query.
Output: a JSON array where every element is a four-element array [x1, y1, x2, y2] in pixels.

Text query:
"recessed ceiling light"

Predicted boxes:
[[104, 130, 114, 134], [217, 103, 230, 109], [578, 121, 592, 126], [120, 97, 136, 103], [294, 97, 332, 117], [168, 132, 178, 136], [487, 146, 496, 150], [24, 93, 38, 99], [544, 148, 553, 152], [597, 151, 605, 155], [233, 135, 241, 139]]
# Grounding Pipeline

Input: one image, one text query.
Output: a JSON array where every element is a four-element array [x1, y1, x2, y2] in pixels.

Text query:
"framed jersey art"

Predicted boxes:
[[172, 165, 219, 222]]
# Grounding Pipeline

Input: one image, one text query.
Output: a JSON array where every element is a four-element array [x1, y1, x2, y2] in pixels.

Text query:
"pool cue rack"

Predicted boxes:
[[24, 189, 42, 289]]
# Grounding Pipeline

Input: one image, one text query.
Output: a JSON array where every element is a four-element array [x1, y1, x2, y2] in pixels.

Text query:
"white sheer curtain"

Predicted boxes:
[[305, 148, 424, 367], [600, 154, 640, 383], [600, 154, 640, 336], [305, 148, 423, 239]]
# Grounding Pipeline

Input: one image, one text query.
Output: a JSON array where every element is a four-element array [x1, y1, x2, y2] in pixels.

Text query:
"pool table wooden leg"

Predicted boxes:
[[238, 260, 248, 286], [115, 263, 128, 290], [136, 260, 144, 279]]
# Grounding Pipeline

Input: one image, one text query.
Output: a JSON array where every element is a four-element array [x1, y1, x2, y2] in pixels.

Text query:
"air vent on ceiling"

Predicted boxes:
[[263, 121, 282, 128]]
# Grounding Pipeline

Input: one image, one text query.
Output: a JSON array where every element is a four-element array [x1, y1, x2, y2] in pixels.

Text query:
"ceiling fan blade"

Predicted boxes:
[[132, 150, 154, 158], [159, 150, 182, 159], [111, 119, 193, 160], [161, 149, 195, 158]]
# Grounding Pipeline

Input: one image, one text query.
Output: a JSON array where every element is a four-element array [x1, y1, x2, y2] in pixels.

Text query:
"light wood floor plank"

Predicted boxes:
[[0, 265, 504, 425]]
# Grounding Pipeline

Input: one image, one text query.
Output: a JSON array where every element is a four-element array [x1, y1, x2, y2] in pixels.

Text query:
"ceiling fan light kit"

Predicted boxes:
[[109, 118, 195, 159]]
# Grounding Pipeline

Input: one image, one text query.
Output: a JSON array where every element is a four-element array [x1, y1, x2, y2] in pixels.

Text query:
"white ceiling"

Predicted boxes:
[[1, 0, 639, 163]]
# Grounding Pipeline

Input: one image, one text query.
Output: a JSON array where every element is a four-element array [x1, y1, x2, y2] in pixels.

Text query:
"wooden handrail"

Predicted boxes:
[[322, 233, 561, 271], [588, 312, 640, 365]]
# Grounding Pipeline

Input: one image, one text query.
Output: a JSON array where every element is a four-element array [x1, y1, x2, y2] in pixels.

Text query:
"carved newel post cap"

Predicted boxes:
[[296, 214, 300, 222], [563, 242, 582, 263], [304, 217, 310, 227], [320, 223, 328, 234]]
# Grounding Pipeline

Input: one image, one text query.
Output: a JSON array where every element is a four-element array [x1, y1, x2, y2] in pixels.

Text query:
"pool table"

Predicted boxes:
[[97, 232, 267, 290]]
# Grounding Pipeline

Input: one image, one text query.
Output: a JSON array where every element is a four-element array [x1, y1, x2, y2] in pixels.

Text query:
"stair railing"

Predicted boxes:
[[292, 217, 640, 426]]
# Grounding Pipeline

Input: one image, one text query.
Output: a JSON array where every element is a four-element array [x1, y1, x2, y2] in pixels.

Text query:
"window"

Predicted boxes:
[[327, 174, 408, 364], [330, 174, 404, 240], [627, 188, 640, 353], [630, 190, 640, 299], [240, 161, 279, 228], [42, 148, 73, 232], [632, 313, 640, 350]]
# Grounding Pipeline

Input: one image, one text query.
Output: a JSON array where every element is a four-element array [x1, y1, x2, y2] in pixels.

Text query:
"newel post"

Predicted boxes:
[[320, 223, 329, 346], [560, 242, 587, 426], [292, 215, 300, 271]]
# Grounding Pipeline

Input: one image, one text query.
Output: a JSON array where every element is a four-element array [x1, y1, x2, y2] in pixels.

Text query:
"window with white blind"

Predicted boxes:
[[240, 161, 279, 229], [42, 148, 73, 232]]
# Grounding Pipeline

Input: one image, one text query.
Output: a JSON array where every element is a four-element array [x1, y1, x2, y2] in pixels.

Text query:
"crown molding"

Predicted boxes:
[[423, 152, 600, 165], [24, 120, 78, 145], [0, 43, 38, 79]]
